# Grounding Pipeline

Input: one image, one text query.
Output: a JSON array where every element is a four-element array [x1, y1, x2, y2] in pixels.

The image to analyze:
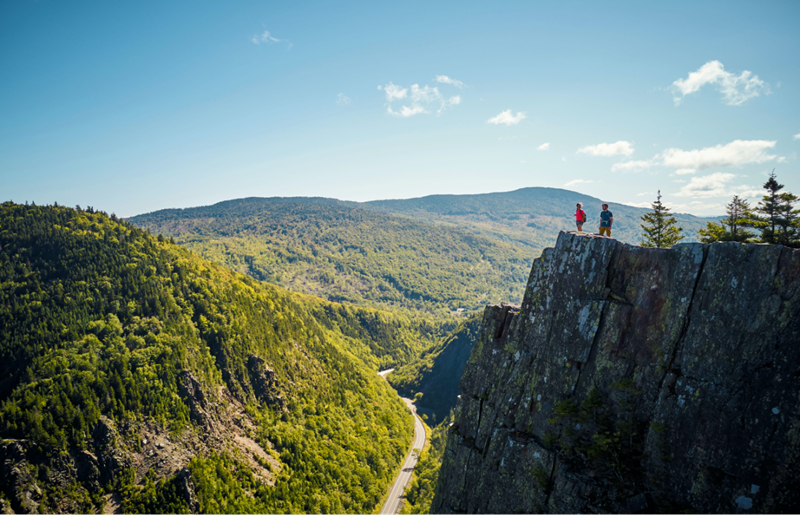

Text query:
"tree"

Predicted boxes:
[[776, 192, 800, 247], [756, 170, 782, 244], [755, 170, 800, 246], [698, 195, 756, 243], [640, 190, 684, 248]]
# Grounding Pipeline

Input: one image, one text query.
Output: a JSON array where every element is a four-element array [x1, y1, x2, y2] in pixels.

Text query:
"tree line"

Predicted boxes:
[[640, 171, 799, 248]]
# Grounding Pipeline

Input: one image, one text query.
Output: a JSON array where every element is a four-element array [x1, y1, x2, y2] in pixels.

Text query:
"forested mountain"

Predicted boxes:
[[387, 315, 482, 424], [128, 188, 716, 319], [128, 199, 531, 317], [0, 202, 437, 513], [366, 187, 717, 250]]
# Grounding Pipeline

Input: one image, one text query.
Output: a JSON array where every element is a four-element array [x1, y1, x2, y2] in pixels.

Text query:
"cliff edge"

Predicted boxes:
[[433, 232, 800, 513]]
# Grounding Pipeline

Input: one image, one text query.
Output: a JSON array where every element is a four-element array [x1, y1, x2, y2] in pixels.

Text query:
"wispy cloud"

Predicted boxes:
[[435, 75, 464, 88], [378, 82, 408, 102], [578, 141, 634, 157], [387, 105, 427, 117], [564, 179, 593, 188], [661, 140, 777, 170], [676, 172, 736, 198], [794, 133, 800, 140], [622, 201, 654, 209], [487, 110, 526, 126], [674, 168, 695, 175], [251, 30, 281, 44], [336, 93, 351, 106], [611, 159, 652, 172], [537, 142, 550, 151], [671, 60, 770, 106], [380, 81, 460, 117]]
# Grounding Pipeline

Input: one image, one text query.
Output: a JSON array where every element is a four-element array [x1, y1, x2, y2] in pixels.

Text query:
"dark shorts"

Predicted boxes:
[[576, 220, 584, 228]]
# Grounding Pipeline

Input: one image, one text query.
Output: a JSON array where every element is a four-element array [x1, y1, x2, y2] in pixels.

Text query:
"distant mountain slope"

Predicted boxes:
[[387, 315, 482, 424], [365, 187, 717, 250], [0, 202, 423, 513], [129, 199, 531, 316]]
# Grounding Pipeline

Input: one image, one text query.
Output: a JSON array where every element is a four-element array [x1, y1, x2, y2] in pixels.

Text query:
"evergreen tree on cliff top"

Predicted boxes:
[[640, 190, 684, 248], [755, 170, 799, 247], [698, 195, 756, 243]]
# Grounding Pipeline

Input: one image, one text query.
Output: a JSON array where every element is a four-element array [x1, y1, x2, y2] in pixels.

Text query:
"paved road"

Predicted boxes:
[[378, 370, 427, 514]]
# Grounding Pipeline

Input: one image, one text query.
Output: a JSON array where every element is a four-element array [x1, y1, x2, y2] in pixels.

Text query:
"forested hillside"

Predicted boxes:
[[387, 315, 482, 424], [128, 199, 530, 317], [366, 187, 717, 250], [0, 202, 428, 513]]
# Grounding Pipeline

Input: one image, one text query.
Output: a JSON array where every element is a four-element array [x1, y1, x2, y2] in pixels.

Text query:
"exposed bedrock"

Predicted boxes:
[[433, 232, 800, 514]]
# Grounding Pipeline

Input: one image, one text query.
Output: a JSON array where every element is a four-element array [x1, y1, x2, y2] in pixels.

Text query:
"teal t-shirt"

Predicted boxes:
[[600, 210, 613, 227]]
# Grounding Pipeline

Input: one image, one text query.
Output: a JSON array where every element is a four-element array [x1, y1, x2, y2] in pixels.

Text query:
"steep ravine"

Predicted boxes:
[[433, 232, 800, 513]]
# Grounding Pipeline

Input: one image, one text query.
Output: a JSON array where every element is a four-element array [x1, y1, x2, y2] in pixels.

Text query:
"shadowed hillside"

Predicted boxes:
[[387, 315, 482, 424]]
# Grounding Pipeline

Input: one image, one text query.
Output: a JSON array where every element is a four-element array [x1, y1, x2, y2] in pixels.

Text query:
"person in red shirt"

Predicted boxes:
[[575, 203, 586, 232]]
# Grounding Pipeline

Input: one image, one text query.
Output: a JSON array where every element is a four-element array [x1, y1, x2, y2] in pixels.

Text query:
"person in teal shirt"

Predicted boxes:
[[599, 203, 613, 237]]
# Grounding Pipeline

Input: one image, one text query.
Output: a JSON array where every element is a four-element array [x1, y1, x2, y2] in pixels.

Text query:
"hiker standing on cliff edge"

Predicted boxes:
[[575, 203, 586, 232], [599, 203, 613, 237]]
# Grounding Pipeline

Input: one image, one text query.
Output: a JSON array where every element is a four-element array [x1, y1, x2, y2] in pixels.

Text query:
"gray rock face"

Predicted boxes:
[[433, 232, 800, 513], [247, 355, 287, 411]]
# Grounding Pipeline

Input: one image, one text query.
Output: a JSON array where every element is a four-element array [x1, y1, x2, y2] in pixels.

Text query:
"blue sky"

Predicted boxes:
[[1, 0, 798, 217]]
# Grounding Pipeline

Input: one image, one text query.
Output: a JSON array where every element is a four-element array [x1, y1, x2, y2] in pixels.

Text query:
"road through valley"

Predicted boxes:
[[378, 370, 427, 514]]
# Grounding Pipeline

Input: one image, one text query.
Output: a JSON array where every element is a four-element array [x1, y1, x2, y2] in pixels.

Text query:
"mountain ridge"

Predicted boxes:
[[0, 202, 421, 513]]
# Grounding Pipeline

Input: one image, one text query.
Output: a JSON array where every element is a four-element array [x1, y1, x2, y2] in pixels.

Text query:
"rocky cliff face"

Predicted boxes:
[[433, 232, 800, 513]]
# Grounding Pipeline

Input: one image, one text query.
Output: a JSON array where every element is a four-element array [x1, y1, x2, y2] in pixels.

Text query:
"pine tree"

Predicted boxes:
[[756, 170, 782, 244], [698, 195, 756, 243], [640, 190, 684, 248], [776, 192, 800, 247]]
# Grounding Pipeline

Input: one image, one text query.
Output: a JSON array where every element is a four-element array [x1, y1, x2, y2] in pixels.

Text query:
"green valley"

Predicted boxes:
[[387, 315, 482, 424], [128, 198, 531, 317]]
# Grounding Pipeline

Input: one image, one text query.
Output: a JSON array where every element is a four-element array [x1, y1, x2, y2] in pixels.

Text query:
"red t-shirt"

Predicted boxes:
[[576, 209, 585, 222]]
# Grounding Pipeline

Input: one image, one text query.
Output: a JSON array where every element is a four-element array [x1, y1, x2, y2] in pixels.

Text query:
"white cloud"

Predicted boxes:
[[674, 168, 696, 175], [794, 133, 800, 140], [537, 142, 550, 151], [578, 141, 634, 157], [336, 93, 351, 106], [564, 179, 593, 188], [661, 140, 777, 170], [622, 201, 654, 209], [251, 30, 281, 44], [435, 75, 464, 88], [487, 110, 527, 126], [379, 82, 408, 102], [636, 192, 651, 197], [380, 82, 460, 116], [677, 172, 736, 198], [672, 60, 770, 106], [666, 200, 727, 214], [410, 84, 439, 104], [388, 105, 427, 117], [562, 157, 567, 162], [733, 186, 764, 198], [611, 159, 652, 172]]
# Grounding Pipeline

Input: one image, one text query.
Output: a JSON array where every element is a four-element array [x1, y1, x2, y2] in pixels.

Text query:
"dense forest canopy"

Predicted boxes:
[[0, 202, 429, 513], [365, 187, 717, 249], [128, 199, 530, 317]]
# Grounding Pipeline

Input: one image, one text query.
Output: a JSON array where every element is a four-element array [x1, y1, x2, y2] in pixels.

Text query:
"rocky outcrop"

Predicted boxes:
[[0, 441, 42, 513], [247, 355, 287, 411], [433, 232, 800, 513]]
